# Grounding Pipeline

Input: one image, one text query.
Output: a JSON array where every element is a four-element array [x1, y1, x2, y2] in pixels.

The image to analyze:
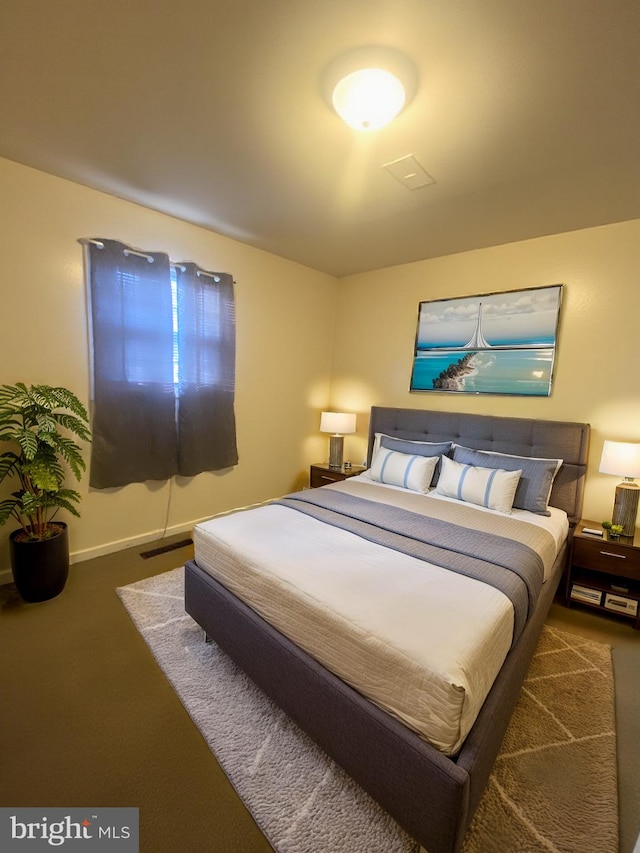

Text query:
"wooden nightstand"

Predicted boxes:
[[566, 520, 640, 629], [310, 463, 366, 488]]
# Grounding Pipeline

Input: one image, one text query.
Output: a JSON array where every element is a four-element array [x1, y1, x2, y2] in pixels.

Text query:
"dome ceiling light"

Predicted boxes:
[[321, 46, 418, 132], [332, 68, 406, 131]]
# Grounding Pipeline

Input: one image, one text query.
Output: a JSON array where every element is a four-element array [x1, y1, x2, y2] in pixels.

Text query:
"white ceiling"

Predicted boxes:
[[1, 0, 639, 277]]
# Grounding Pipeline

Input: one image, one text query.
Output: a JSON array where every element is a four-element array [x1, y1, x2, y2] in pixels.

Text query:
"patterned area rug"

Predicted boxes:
[[118, 567, 618, 853]]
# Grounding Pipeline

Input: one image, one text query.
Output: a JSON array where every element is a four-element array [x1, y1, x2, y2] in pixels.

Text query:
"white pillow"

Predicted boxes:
[[368, 448, 439, 493], [436, 455, 522, 513], [451, 445, 562, 515]]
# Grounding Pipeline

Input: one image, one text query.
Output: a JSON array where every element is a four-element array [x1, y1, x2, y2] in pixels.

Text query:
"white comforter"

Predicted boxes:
[[193, 478, 567, 755]]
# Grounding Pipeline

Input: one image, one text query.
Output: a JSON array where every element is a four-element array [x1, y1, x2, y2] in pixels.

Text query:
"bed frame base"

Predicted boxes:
[[185, 550, 563, 853], [185, 558, 470, 850], [184, 407, 589, 852]]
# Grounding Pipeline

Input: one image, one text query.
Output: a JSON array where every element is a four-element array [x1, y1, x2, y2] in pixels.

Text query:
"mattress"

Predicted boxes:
[[192, 479, 567, 755]]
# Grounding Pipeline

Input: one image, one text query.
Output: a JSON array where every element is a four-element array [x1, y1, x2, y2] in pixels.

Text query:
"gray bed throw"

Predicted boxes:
[[276, 489, 545, 643]]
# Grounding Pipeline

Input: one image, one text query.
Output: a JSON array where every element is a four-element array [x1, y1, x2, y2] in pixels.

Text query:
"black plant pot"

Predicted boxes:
[[9, 523, 69, 603]]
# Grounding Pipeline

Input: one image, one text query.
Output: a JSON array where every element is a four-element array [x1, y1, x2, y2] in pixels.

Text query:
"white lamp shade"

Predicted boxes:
[[599, 440, 640, 479], [320, 411, 356, 435], [332, 68, 405, 131]]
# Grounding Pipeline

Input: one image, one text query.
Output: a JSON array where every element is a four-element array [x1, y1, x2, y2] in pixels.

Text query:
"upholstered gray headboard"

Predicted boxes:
[[368, 407, 590, 524]]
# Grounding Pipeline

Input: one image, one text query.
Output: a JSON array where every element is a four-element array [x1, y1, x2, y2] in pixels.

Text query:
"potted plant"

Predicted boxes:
[[602, 521, 625, 540], [0, 383, 91, 602]]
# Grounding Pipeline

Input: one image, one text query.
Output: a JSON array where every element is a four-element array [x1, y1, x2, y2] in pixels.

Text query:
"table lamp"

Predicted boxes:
[[599, 439, 640, 536], [320, 412, 356, 469]]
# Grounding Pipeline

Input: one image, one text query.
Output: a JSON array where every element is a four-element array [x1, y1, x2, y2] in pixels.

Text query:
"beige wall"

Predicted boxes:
[[330, 219, 640, 525], [2, 153, 639, 574], [0, 157, 337, 571]]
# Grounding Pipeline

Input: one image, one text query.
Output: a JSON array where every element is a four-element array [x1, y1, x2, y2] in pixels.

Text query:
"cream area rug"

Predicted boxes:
[[117, 567, 618, 853]]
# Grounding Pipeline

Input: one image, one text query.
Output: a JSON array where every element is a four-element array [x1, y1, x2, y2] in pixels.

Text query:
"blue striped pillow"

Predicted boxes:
[[369, 448, 439, 493], [378, 435, 452, 486], [452, 445, 561, 515], [436, 455, 522, 513]]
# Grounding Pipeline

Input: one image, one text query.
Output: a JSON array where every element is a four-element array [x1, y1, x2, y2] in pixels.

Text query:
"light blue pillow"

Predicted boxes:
[[452, 445, 562, 516], [379, 435, 452, 486], [369, 448, 439, 493], [436, 455, 522, 513]]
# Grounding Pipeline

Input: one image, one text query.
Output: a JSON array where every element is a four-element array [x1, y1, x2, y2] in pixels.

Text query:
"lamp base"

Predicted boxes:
[[612, 481, 640, 537], [328, 435, 344, 469]]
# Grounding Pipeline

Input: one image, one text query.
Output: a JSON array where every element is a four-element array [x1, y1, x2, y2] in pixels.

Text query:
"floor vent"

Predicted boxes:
[[140, 538, 193, 559]]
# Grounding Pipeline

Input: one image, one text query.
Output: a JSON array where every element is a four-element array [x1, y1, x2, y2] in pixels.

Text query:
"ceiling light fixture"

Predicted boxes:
[[332, 68, 405, 131], [322, 46, 418, 132]]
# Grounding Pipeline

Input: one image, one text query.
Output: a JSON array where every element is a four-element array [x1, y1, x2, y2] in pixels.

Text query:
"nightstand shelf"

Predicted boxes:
[[310, 463, 366, 488], [566, 521, 640, 628]]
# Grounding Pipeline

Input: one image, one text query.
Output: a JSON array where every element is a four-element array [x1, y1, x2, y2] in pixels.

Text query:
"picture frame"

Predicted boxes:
[[409, 284, 563, 396]]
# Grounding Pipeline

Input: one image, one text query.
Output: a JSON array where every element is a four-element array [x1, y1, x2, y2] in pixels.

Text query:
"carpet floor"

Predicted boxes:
[[118, 566, 618, 853]]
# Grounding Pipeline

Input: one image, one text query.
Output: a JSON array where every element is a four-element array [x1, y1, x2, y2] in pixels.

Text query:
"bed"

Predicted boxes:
[[184, 406, 590, 853]]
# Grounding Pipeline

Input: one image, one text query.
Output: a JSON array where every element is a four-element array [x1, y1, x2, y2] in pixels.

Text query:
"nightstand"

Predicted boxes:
[[566, 520, 640, 629], [310, 463, 366, 488]]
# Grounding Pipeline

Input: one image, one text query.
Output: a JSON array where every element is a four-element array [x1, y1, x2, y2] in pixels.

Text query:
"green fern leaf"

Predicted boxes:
[[0, 497, 19, 525], [16, 429, 39, 460]]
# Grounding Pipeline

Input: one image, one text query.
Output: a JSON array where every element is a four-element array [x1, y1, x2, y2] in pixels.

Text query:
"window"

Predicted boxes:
[[84, 239, 238, 489]]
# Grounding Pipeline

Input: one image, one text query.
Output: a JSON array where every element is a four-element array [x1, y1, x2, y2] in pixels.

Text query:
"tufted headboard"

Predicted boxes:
[[368, 407, 590, 524]]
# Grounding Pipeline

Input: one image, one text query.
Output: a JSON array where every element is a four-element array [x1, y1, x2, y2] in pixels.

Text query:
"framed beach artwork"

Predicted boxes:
[[409, 284, 563, 396]]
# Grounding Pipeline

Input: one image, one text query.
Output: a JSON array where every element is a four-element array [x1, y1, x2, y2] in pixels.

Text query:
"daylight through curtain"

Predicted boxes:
[[87, 239, 178, 488], [86, 240, 237, 488]]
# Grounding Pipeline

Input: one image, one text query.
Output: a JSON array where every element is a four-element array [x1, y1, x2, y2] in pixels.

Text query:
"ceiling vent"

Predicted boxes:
[[383, 155, 435, 190]]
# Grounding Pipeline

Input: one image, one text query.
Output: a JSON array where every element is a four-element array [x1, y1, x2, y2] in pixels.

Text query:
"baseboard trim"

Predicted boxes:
[[70, 519, 203, 564], [1, 519, 201, 584], [69, 505, 264, 564], [0, 501, 268, 584]]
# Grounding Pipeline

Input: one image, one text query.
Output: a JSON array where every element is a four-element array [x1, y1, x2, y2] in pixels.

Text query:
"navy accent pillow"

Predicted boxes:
[[451, 445, 562, 515]]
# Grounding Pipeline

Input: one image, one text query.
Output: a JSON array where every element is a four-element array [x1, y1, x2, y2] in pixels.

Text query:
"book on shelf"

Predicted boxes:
[[603, 593, 638, 616], [570, 584, 603, 605]]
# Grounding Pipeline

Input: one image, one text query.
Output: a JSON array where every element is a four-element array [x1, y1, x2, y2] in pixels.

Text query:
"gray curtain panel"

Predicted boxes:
[[88, 239, 178, 488], [175, 263, 238, 476], [87, 241, 237, 488]]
